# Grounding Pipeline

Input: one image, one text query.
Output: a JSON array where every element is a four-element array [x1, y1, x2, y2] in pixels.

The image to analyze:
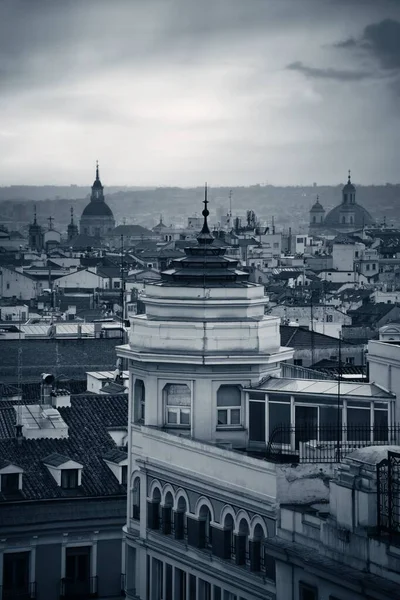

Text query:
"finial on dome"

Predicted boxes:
[[348, 169, 351, 184], [197, 182, 214, 245], [70, 207, 74, 224], [96, 160, 99, 180], [33, 204, 37, 225], [316, 194, 319, 201]]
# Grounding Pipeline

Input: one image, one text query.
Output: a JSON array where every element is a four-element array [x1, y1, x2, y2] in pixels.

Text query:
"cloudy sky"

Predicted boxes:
[[0, 0, 400, 186]]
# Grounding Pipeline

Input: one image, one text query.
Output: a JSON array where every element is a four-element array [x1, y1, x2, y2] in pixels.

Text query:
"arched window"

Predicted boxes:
[[342, 216, 346, 224], [148, 487, 161, 530], [132, 477, 140, 520], [162, 491, 174, 535], [224, 514, 235, 560], [350, 216, 354, 224], [164, 384, 191, 428], [312, 216, 316, 223], [174, 496, 188, 540], [217, 385, 242, 427], [134, 379, 145, 423], [236, 518, 250, 566], [199, 505, 213, 549], [250, 523, 265, 572]]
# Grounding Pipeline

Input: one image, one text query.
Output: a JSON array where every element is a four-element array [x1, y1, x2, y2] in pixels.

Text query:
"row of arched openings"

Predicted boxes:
[[131, 476, 275, 578]]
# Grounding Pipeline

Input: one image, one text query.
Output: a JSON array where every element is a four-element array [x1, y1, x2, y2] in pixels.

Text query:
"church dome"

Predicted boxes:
[[324, 203, 374, 228], [81, 201, 114, 218], [310, 198, 325, 213]]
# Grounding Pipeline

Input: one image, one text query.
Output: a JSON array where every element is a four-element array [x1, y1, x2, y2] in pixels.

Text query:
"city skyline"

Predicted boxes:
[[0, 0, 400, 186]]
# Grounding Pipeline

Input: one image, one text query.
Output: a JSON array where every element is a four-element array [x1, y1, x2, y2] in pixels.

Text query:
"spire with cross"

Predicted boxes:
[[48, 216, 54, 230]]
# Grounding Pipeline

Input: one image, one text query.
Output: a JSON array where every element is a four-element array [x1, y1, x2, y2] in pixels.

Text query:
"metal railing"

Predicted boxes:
[[377, 450, 400, 537], [120, 574, 126, 597], [60, 576, 98, 599], [0, 583, 37, 600], [266, 424, 400, 464]]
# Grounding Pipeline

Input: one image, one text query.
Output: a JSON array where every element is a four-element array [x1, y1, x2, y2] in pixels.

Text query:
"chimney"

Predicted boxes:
[[41, 373, 55, 405], [15, 423, 23, 445], [52, 388, 71, 408]]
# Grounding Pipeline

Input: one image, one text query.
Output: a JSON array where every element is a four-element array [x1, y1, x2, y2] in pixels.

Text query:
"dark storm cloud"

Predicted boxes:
[[336, 19, 400, 70], [286, 61, 371, 81]]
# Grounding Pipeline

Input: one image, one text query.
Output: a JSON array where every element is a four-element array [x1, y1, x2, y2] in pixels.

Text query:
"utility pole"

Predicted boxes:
[[120, 234, 126, 342], [310, 292, 315, 367], [336, 333, 342, 462]]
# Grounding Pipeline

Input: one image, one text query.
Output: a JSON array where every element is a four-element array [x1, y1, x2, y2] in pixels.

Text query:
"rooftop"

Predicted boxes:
[[0, 393, 128, 502], [246, 376, 394, 398]]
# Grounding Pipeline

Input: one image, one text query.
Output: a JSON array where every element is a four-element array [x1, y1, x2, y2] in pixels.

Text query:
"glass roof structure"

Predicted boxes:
[[247, 377, 394, 398]]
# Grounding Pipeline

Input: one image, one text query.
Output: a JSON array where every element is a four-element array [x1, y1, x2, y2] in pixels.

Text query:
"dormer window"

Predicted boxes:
[[43, 453, 83, 488], [61, 469, 79, 489], [0, 460, 23, 494], [103, 449, 128, 485]]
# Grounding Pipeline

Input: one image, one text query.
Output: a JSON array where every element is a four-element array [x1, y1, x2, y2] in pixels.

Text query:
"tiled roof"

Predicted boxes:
[[17, 380, 87, 401], [42, 452, 73, 467], [101, 382, 127, 394], [280, 326, 357, 349], [348, 302, 399, 326], [0, 394, 128, 502], [0, 338, 119, 381], [0, 382, 20, 398], [103, 448, 127, 464], [0, 458, 12, 470]]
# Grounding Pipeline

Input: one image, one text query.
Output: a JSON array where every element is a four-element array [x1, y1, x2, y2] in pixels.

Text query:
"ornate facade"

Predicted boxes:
[[117, 188, 293, 599]]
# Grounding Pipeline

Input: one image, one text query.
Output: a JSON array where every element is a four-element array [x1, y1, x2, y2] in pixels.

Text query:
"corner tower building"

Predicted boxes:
[[80, 162, 115, 238], [117, 187, 293, 600]]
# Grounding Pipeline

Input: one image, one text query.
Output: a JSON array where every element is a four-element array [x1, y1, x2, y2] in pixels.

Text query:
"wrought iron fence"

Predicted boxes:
[[266, 424, 400, 464], [377, 450, 400, 537]]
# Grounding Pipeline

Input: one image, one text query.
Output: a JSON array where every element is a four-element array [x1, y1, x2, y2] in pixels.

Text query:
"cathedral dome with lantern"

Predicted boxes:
[[80, 162, 115, 238], [309, 171, 374, 236]]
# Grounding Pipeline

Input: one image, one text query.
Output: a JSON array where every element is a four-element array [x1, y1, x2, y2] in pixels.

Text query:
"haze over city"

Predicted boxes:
[[1, 0, 400, 187]]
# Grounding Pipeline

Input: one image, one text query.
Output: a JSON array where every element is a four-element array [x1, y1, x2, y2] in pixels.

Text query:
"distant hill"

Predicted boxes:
[[1, 184, 399, 234]]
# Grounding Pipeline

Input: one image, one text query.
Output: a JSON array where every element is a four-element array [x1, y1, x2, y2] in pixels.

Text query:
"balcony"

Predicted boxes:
[[266, 424, 400, 464], [59, 576, 97, 599], [0, 583, 36, 600]]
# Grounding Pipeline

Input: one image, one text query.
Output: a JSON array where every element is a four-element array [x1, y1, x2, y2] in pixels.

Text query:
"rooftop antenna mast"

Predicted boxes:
[[120, 234, 126, 343], [229, 189, 232, 218], [16, 309, 23, 437]]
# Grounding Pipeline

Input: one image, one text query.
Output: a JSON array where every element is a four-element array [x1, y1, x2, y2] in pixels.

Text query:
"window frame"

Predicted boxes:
[[217, 407, 242, 427], [164, 383, 191, 429], [299, 581, 318, 600], [165, 406, 191, 427], [61, 468, 79, 489], [217, 385, 242, 429], [1, 472, 20, 494]]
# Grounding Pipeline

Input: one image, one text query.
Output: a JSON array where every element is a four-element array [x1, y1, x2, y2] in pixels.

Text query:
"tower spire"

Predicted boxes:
[[70, 207, 74, 225], [348, 169, 351, 184], [197, 182, 214, 245], [33, 204, 37, 225], [96, 160, 100, 181]]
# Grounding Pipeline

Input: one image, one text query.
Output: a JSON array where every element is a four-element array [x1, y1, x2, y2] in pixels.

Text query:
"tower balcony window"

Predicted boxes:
[[217, 385, 242, 428], [164, 384, 191, 428]]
